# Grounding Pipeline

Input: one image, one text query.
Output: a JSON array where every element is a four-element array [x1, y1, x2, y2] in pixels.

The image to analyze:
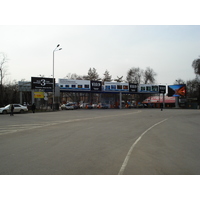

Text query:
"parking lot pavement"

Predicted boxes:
[[0, 109, 200, 175]]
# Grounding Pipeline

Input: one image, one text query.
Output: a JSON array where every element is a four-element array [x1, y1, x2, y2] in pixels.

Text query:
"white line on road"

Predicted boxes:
[[118, 118, 168, 175]]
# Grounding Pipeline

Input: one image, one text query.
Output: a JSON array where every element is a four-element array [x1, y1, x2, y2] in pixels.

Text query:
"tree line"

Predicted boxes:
[[1, 51, 200, 106], [65, 66, 157, 85], [175, 56, 200, 100]]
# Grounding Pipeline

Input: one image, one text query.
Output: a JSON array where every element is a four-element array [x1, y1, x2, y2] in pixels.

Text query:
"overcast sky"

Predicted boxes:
[[1, 1, 200, 86], [1, 25, 200, 85]]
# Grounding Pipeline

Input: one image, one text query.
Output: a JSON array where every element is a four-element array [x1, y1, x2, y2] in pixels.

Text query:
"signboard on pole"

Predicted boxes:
[[31, 77, 55, 90], [168, 84, 186, 97], [159, 85, 166, 93], [18, 81, 31, 91]]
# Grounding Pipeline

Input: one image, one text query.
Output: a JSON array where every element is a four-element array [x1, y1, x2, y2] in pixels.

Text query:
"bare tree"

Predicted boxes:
[[0, 53, 9, 106], [102, 69, 112, 84], [143, 67, 157, 84], [174, 78, 185, 85], [0, 53, 8, 86], [186, 77, 200, 99], [83, 68, 101, 81], [64, 73, 83, 80], [192, 56, 200, 76], [114, 76, 123, 82], [126, 67, 143, 84]]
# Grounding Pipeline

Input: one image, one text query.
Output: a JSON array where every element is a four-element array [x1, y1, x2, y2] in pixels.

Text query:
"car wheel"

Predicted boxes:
[[20, 109, 24, 113], [2, 110, 7, 114]]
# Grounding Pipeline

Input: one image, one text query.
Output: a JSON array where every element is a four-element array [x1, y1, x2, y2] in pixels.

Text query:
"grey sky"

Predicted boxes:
[[1, 25, 199, 85]]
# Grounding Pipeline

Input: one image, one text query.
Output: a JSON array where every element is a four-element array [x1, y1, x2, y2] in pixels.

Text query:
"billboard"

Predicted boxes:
[[159, 85, 166, 94], [18, 81, 31, 91], [129, 83, 138, 92], [34, 92, 44, 98], [168, 84, 186, 97], [91, 81, 102, 91], [31, 77, 55, 90]]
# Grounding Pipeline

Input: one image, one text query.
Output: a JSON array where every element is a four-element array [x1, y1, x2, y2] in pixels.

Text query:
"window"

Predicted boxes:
[[111, 85, 116, 90], [117, 85, 122, 89], [84, 85, 89, 88], [14, 105, 20, 107], [152, 86, 158, 91], [105, 85, 110, 90], [123, 85, 128, 89], [146, 86, 151, 91], [141, 87, 145, 91], [65, 85, 70, 88], [78, 85, 82, 88]]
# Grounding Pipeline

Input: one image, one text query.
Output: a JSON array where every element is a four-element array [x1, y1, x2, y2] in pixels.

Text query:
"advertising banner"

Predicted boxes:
[[159, 85, 166, 93], [129, 83, 138, 92], [18, 81, 31, 91], [31, 77, 55, 89], [168, 84, 186, 97], [91, 81, 102, 91], [34, 92, 44, 98]]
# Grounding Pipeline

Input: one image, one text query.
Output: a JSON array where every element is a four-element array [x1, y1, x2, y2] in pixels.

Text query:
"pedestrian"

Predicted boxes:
[[160, 103, 163, 111], [10, 104, 14, 116], [32, 103, 36, 113]]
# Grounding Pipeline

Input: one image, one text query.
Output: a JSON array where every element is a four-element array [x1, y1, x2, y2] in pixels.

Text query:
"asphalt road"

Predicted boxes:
[[0, 108, 200, 175]]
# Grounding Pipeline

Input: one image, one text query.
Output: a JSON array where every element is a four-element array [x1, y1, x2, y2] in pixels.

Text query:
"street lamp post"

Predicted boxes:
[[53, 44, 62, 110]]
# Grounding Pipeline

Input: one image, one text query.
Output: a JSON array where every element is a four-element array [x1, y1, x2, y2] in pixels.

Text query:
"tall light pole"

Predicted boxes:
[[53, 44, 62, 110]]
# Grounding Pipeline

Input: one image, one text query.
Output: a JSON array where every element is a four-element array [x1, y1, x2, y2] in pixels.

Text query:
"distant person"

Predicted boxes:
[[10, 104, 14, 116], [160, 103, 163, 111], [32, 103, 36, 113]]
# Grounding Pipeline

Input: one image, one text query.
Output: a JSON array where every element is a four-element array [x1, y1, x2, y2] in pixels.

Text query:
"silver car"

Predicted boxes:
[[0, 104, 28, 114]]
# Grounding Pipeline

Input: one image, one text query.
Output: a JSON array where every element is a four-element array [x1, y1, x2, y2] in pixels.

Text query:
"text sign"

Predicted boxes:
[[31, 77, 55, 89], [159, 85, 166, 94], [91, 81, 102, 91], [129, 83, 138, 92]]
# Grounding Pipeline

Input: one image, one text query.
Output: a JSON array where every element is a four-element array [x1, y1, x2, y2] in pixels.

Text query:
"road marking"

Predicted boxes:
[[118, 118, 168, 175]]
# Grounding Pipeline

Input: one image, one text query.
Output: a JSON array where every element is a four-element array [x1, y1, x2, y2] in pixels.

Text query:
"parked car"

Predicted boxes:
[[0, 104, 28, 114], [70, 103, 79, 109], [92, 104, 98, 108], [97, 103, 109, 109], [86, 104, 93, 109], [61, 104, 74, 110], [138, 104, 148, 108], [80, 103, 88, 108]]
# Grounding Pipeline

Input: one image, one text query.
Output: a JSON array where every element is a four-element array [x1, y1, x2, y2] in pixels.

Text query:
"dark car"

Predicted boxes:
[[86, 104, 93, 109], [138, 104, 148, 108], [97, 103, 108, 109]]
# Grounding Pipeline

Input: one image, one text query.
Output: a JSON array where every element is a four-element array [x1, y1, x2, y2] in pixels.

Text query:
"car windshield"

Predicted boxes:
[[5, 105, 10, 108]]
